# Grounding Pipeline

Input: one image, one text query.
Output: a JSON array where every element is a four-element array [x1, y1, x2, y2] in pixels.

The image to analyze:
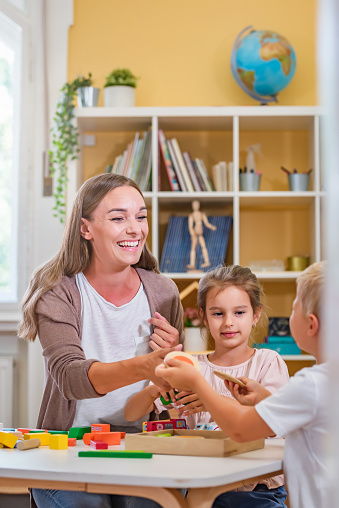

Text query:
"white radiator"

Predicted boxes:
[[0, 357, 13, 427]]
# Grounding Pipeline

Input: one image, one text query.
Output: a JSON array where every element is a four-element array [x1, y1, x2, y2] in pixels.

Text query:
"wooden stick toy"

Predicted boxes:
[[17, 438, 41, 451], [213, 370, 246, 388]]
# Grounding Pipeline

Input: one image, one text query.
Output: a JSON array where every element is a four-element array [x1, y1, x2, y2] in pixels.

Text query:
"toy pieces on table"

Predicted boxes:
[[78, 450, 153, 459], [47, 430, 68, 435], [49, 434, 68, 450], [213, 370, 246, 388], [194, 422, 219, 431], [2, 430, 23, 440], [164, 351, 200, 371], [68, 426, 92, 440], [83, 432, 122, 446], [17, 438, 41, 451], [91, 423, 110, 433], [18, 428, 47, 434], [24, 432, 51, 446], [0, 432, 19, 448], [144, 418, 187, 433], [160, 389, 179, 406], [68, 438, 77, 447], [90, 440, 108, 450]]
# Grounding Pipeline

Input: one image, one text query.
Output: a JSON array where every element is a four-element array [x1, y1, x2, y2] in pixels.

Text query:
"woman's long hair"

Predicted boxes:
[[18, 173, 158, 342]]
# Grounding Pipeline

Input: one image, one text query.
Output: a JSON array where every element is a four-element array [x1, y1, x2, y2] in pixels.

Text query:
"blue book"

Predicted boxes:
[[160, 216, 232, 273]]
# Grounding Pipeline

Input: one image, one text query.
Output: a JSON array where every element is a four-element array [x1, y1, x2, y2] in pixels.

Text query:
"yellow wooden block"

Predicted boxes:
[[24, 432, 51, 446], [49, 434, 68, 450], [0, 432, 18, 448]]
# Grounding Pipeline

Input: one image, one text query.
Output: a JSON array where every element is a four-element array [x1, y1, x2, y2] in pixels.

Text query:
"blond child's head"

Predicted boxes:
[[296, 261, 325, 319]]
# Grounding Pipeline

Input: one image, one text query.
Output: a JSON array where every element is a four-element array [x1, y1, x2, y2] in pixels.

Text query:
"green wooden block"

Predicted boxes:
[[68, 426, 91, 439], [29, 430, 47, 433], [48, 430, 69, 435], [78, 450, 152, 458]]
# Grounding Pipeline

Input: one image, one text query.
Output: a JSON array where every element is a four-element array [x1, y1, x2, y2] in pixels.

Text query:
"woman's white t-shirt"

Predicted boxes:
[[72, 272, 151, 431]]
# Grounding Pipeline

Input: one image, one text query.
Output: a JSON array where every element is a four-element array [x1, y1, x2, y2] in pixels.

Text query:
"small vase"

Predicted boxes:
[[104, 85, 135, 107], [184, 327, 208, 352], [77, 87, 100, 107]]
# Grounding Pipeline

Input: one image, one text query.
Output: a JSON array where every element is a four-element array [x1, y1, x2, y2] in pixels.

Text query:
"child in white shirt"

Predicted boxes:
[[125, 264, 290, 507], [155, 262, 328, 508]]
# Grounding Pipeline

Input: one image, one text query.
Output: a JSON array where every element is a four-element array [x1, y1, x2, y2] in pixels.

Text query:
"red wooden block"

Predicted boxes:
[[68, 438, 77, 447], [90, 440, 108, 450]]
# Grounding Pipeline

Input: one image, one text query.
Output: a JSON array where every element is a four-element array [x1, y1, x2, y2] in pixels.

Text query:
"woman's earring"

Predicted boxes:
[[252, 323, 256, 328]]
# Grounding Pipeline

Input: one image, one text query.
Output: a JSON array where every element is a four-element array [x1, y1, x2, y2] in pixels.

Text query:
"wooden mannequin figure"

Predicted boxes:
[[187, 200, 217, 270]]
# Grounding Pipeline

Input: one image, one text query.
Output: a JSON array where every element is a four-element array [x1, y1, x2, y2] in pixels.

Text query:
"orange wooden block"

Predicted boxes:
[[68, 438, 77, 447], [91, 423, 110, 433], [92, 432, 121, 446], [83, 433, 94, 445]]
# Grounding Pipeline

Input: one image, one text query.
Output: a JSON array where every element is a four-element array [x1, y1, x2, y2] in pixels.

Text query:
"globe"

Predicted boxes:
[[231, 26, 296, 104]]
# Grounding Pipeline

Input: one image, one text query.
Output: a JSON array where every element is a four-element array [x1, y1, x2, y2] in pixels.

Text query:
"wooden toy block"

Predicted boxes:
[[4, 430, 23, 439], [0, 432, 18, 448], [49, 434, 68, 450], [78, 450, 152, 458], [68, 426, 91, 439], [24, 433, 51, 446], [17, 438, 41, 451], [28, 429, 48, 434], [144, 419, 187, 432], [48, 430, 68, 435], [90, 440, 108, 450], [91, 423, 110, 433], [164, 351, 201, 371], [83, 433, 94, 445], [68, 438, 77, 447], [92, 432, 121, 445]]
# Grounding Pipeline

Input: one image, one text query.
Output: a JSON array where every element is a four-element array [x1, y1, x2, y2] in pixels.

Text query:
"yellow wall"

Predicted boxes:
[[68, 0, 317, 106]]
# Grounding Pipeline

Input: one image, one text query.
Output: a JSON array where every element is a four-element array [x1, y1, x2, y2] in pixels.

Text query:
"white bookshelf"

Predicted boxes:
[[68, 106, 324, 321]]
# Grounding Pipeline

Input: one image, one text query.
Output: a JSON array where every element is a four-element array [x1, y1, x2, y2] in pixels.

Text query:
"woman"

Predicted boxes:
[[19, 173, 184, 508]]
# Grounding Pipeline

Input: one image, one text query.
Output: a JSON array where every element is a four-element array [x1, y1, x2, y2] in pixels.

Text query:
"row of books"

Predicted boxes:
[[159, 215, 233, 273], [159, 130, 215, 192], [106, 127, 152, 191], [212, 161, 234, 192]]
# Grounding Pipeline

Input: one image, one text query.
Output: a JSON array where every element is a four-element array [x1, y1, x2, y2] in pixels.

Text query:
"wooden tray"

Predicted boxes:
[[125, 429, 264, 457]]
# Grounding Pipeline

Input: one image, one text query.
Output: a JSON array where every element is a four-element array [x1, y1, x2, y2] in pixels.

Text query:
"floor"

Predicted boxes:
[[0, 494, 30, 507]]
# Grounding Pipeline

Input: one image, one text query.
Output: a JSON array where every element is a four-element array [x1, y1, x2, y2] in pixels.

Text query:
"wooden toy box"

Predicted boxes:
[[125, 429, 264, 457]]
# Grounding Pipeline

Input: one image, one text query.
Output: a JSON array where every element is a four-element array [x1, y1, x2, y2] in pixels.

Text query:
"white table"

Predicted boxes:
[[0, 438, 284, 508]]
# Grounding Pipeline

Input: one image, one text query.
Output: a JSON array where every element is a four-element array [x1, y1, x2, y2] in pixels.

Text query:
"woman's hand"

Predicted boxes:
[[174, 390, 206, 416], [225, 377, 272, 406], [144, 347, 182, 392], [148, 312, 180, 350]]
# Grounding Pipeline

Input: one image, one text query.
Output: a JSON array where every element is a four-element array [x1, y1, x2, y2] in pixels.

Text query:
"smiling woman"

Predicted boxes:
[[18, 173, 184, 508]]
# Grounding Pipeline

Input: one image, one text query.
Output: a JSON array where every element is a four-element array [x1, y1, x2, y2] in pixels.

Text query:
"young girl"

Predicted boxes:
[[125, 264, 289, 508]]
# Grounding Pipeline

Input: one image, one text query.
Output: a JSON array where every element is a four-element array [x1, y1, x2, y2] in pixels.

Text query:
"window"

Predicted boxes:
[[0, 11, 21, 302]]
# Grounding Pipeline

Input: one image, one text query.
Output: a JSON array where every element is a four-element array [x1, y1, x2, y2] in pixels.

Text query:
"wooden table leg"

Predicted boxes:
[[87, 484, 186, 508]]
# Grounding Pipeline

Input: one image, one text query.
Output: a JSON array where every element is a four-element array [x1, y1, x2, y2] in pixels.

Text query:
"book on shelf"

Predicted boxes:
[[170, 138, 195, 192], [129, 137, 144, 181], [158, 130, 180, 192], [125, 132, 140, 178], [159, 215, 232, 273], [167, 140, 186, 191], [212, 162, 227, 191], [193, 158, 214, 191], [183, 152, 203, 191], [136, 127, 152, 191]]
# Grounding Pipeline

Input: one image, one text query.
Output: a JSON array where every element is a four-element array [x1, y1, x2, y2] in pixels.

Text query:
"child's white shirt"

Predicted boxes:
[[256, 363, 328, 508]]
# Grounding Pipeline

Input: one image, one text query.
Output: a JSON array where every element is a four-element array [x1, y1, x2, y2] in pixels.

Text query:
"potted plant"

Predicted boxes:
[[49, 73, 96, 223], [104, 68, 139, 107], [183, 307, 208, 352]]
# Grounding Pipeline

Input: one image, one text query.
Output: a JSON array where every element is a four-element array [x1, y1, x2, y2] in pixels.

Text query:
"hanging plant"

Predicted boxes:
[[49, 73, 93, 223]]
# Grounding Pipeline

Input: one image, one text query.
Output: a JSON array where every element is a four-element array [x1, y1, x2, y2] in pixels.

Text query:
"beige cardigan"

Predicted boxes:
[[35, 268, 184, 430]]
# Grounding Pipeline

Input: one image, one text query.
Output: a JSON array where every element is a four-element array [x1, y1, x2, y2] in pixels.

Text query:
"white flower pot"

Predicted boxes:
[[184, 327, 208, 352], [104, 86, 135, 107]]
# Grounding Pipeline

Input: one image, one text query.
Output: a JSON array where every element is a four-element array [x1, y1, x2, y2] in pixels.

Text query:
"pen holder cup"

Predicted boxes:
[[240, 173, 261, 192], [287, 256, 310, 271], [288, 174, 310, 191]]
